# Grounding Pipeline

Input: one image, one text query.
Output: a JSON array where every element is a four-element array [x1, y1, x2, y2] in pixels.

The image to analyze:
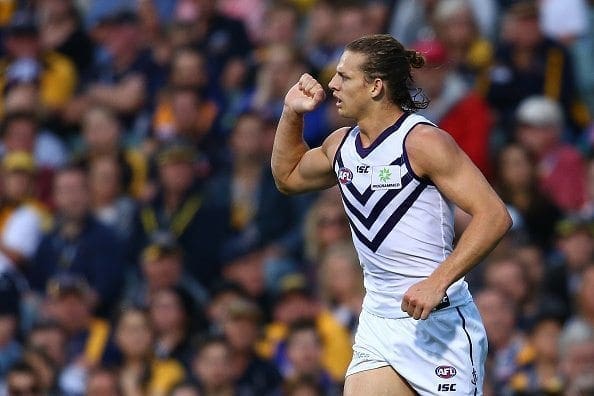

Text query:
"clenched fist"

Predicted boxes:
[[284, 73, 326, 115]]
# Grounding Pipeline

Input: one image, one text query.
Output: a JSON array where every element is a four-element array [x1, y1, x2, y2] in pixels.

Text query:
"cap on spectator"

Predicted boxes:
[[6, 11, 38, 36], [516, 96, 564, 128], [0, 273, 20, 317], [226, 299, 262, 323], [142, 231, 182, 261], [555, 216, 594, 238], [2, 151, 36, 173], [507, 0, 538, 19], [156, 141, 197, 166], [274, 273, 312, 300], [46, 274, 92, 299], [411, 39, 447, 66]]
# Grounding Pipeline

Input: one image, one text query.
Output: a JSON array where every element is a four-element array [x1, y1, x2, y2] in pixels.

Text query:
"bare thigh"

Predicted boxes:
[[343, 366, 418, 396]]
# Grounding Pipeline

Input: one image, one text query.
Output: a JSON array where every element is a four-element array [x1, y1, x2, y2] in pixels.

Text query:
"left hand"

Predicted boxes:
[[401, 278, 446, 320]]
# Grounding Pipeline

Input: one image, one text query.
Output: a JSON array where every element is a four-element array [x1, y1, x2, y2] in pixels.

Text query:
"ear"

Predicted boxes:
[[369, 78, 384, 99]]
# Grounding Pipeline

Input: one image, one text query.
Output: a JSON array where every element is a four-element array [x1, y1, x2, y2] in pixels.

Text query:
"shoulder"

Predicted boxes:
[[321, 126, 352, 161], [405, 124, 461, 177]]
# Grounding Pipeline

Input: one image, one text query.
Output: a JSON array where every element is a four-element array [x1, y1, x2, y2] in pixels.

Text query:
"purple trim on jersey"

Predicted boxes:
[[402, 122, 436, 186], [344, 183, 426, 252], [340, 172, 413, 229], [355, 112, 411, 158]]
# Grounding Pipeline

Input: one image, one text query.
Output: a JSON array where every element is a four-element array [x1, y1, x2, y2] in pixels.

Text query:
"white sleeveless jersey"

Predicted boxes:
[[333, 113, 471, 318]]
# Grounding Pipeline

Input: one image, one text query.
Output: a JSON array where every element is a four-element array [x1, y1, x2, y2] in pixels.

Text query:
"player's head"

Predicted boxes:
[[331, 34, 428, 113]]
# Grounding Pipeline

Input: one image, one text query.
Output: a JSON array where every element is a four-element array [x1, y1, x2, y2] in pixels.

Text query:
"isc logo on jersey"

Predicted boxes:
[[338, 167, 353, 184]]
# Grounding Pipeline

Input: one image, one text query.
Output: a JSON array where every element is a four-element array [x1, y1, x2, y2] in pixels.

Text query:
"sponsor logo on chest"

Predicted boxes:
[[371, 165, 402, 190]]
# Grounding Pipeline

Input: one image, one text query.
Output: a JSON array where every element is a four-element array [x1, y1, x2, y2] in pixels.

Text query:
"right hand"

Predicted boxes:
[[284, 73, 326, 115]]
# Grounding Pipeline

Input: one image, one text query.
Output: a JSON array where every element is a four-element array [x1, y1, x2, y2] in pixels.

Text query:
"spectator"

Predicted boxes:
[[430, 0, 494, 88], [0, 152, 47, 273], [123, 232, 208, 313], [205, 281, 249, 333], [494, 143, 562, 250], [317, 242, 363, 337], [515, 96, 587, 212], [169, 382, 201, 396], [29, 165, 125, 315], [0, 11, 77, 114], [508, 312, 565, 395], [281, 375, 325, 396], [114, 307, 184, 396], [412, 38, 493, 177], [257, 273, 352, 383], [85, 368, 121, 396], [559, 309, 594, 394], [486, 1, 583, 133], [77, 105, 148, 199], [26, 321, 67, 372], [4, 361, 42, 396], [37, 0, 95, 74], [545, 217, 594, 312], [150, 286, 203, 370], [132, 141, 231, 286], [221, 299, 281, 395], [284, 320, 340, 396], [476, 288, 528, 395], [87, 155, 137, 243], [21, 346, 59, 395], [191, 335, 236, 396]]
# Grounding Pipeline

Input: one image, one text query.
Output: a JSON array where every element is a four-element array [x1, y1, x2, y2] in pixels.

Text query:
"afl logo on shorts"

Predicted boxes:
[[338, 167, 354, 184], [435, 366, 457, 379]]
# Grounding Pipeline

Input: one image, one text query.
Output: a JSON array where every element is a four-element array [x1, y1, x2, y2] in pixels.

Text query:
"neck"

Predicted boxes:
[[164, 190, 184, 212], [357, 106, 405, 145]]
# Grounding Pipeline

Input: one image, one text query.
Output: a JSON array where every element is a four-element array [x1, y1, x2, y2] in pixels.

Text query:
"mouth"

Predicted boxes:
[[335, 97, 343, 107]]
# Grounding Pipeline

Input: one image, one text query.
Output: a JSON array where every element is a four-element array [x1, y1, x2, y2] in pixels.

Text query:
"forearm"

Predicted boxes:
[[430, 206, 511, 292], [271, 107, 309, 192]]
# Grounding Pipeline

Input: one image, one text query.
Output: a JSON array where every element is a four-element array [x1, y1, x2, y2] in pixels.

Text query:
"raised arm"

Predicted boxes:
[[401, 124, 512, 320], [271, 74, 346, 194]]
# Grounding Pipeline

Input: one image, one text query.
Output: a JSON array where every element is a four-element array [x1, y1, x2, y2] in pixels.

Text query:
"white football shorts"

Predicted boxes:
[[346, 301, 487, 395]]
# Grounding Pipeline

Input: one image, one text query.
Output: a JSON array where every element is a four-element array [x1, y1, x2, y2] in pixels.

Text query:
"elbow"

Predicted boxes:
[[273, 176, 295, 195], [499, 204, 514, 236]]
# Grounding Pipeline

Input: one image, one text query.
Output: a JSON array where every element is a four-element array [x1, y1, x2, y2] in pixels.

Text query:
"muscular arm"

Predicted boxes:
[[271, 74, 346, 194], [402, 124, 512, 319]]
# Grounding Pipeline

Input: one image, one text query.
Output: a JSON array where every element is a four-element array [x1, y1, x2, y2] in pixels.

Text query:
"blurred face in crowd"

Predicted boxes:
[[3, 117, 37, 153], [484, 258, 529, 306], [222, 306, 260, 353], [516, 123, 559, 158], [53, 169, 89, 221], [306, 1, 334, 45], [222, 253, 265, 298], [2, 169, 33, 201], [170, 384, 201, 396], [497, 144, 534, 191], [47, 293, 91, 334], [529, 319, 561, 363], [22, 349, 56, 393], [86, 369, 121, 396], [171, 89, 201, 136], [4, 84, 39, 114], [7, 368, 40, 396], [335, 6, 369, 46], [206, 289, 244, 326], [273, 292, 317, 325], [230, 114, 265, 163], [82, 107, 121, 153], [261, 5, 298, 45], [193, 340, 234, 392], [314, 204, 350, 251], [150, 289, 187, 335], [476, 289, 516, 351], [28, 326, 67, 368], [508, 14, 541, 49], [515, 245, 545, 288], [434, 3, 475, 51], [287, 327, 323, 376], [104, 20, 139, 59], [115, 309, 154, 360], [142, 253, 183, 291], [0, 315, 17, 346], [158, 159, 194, 194], [5, 32, 40, 59], [561, 339, 594, 384], [171, 50, 208, 88], [319, 248, 363, 303], [558, 230, 594, 272], [88, 156, 122, 205]]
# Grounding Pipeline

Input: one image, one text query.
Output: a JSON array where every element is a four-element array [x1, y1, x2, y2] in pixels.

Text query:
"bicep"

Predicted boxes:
[[287, 146, 337, 193]]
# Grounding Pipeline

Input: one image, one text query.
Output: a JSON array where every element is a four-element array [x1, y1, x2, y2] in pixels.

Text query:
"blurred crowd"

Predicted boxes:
[[0, 0, 593, 395]]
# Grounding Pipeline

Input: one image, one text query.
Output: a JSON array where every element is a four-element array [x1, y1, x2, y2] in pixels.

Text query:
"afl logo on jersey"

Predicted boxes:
[[338, 167, 353, 184], [435, 366, 457, 379]]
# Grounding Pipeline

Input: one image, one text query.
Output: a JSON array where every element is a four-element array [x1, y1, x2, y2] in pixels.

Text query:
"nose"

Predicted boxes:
[[328, 74, 338, 91]]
